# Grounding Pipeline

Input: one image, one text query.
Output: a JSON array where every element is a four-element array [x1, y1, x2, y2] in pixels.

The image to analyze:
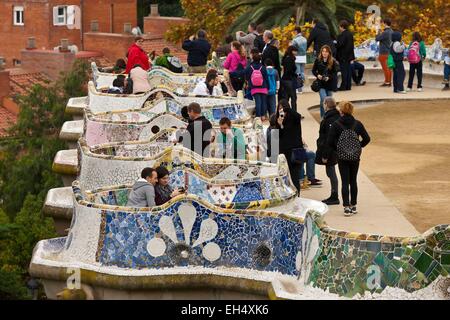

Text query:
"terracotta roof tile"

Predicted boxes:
[[0, 106, 17, 138], [7, 69, 50, 98]]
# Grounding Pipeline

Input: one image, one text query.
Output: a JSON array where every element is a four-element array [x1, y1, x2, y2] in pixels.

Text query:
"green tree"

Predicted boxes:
[[222, 0, 363, 36]]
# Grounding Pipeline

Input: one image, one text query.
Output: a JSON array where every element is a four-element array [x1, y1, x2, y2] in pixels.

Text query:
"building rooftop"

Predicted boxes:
[[0, 106, 17, 138], [7, 68, 50, 98]]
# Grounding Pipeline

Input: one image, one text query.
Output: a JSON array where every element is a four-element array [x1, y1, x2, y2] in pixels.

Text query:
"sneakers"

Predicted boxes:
[[380, 83, 391, 87], [344, 206, 358, 216], [344, 207, 353, 217], [417, 88, 423, 92], [406, 87, 412, 92], [322, 193, 340, 205], [397, 90, 407, 94]]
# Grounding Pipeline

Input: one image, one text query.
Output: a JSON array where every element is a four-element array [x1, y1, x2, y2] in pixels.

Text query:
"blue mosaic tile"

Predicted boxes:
[[232, 181, 264, 203]]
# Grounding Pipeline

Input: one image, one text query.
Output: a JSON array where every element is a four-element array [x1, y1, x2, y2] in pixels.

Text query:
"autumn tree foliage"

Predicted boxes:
[[165, 0, 240, 50]]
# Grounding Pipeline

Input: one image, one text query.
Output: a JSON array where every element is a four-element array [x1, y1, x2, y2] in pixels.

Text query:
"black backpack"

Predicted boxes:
[[336, 122, 362, 161], [167, 56, 183, 73]]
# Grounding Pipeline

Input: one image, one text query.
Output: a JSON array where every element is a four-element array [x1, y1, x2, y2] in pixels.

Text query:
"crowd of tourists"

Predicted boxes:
[[113, 17, 449, 217]]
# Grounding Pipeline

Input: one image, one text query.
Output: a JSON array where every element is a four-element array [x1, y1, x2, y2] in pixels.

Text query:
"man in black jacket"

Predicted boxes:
[[276, 99, 302, 195], [253, 24, 266, 53], [336, 20, 356, 91], [307, 19, 336, 57], [262, 30, 281, 75], [179, 102, 213, 157], [182, 30, 211, 73]]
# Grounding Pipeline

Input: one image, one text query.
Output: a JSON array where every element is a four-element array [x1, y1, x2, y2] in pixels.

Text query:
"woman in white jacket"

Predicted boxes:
[[192, 69, 226, 96]]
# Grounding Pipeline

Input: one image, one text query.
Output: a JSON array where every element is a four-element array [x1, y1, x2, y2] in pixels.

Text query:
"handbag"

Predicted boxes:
[[291, 147, 308, 165], [295, 75, 304, 89], [311, 79, 321, 92]]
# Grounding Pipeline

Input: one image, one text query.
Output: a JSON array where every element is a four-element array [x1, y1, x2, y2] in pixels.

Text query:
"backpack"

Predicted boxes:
[[407, 41, 421, 64], [336, 122, 362, 161], [250, 65, 264, 87], [167, 56, 183, 73], [266, 68, 277, 95]]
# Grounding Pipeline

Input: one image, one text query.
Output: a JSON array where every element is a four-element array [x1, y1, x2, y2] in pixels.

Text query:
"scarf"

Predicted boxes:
[[155, 184, 173, 203]]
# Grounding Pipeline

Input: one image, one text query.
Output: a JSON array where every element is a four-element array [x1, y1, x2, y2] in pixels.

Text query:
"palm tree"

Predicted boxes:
[[222, 0, 363, 36]]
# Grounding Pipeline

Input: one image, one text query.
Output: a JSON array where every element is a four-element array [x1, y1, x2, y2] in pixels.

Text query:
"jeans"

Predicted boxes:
[[280, 80, 297, 112], [351, 61, 365, 84], [378, 54, 392, 84], [253, 93, 267, 117], [326, 165, 338, 194], [319, 88, 333, 118], [408, 61, 423, 89], [338, 160, 360, 207], [393, 60, 405, 92], [339, 60, 352, 90], [267, 94, 277, 115], [299, 150, 316, 180], [296, 63, 305, 80], [444, 64, 450, 81], [282, 149, 301, 195]]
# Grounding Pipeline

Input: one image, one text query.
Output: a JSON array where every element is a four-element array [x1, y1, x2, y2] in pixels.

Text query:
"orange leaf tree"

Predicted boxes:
[[165, 0, 240, 49]]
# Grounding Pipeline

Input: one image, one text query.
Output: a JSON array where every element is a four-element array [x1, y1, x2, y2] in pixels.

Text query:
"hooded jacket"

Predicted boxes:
[[126, 43, 150, 74], [307, 22, 336, 55], [390, 31, 406, 62], [126, 179, 155, 207]]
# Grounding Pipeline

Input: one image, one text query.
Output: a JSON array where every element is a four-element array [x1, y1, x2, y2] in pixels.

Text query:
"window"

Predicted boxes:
[[53, 6, 67, 26], [13, 6, 24, 26]]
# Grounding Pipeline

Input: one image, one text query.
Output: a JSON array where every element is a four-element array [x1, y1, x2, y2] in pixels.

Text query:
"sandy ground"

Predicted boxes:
[[312, 99, 450, 233]]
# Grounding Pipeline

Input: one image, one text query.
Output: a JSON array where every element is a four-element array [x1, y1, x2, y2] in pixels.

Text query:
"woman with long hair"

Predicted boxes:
[[312, 45, 338, 118], [223, 41, 248, 92], [407, 31, 426, 92], [280, 45, 299, 112], [327, 101, 371, 216]]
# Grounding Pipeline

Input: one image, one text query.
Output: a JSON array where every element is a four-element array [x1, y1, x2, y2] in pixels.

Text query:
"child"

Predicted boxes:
[[264, 58, 280, 116], [407, 32, 427, 92], [390, 31, 406, 94]]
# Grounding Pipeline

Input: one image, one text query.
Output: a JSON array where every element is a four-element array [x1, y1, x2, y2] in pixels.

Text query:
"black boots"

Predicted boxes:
[[322, 192, 340, 205]]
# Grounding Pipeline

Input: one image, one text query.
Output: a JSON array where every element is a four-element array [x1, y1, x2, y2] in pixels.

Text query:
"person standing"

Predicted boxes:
[[215, 35, 234, 58], [182, 30, 212, 73], [316, 97, 341, 205], [390, 31, 407, 93], [277, 99, 303, 195], [265, 59, 280, 116], [223, 41, 248, 92], [262, 30, 281, 75], [312, 45, 339, 118], [231, 49, 269, 121], [291, 26, 307, 90], [307, 18, 336, 57], [236, 23, 258, 56], [126, 37, 150, 74], [336, 20, 355, 91], [407, 31, 427, 92], [443, 54, 450, 91], [327, 101, 370, 216], [280, 46, 299, 112], [375, 18, 393, 87], [253, 24, 266, 53]]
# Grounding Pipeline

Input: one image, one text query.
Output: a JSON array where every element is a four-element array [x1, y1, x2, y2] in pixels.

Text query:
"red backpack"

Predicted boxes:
[[408, 41, 421, 64], [250, 65, 264, 87]]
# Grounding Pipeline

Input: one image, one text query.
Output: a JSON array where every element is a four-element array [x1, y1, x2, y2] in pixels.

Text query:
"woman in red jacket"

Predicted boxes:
[[125, 37, 151, 74]]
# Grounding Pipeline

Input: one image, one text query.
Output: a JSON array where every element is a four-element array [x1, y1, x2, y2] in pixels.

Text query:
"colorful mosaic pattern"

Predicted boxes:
[[304, 212, 450, 297], [97, 200, 303, 274]]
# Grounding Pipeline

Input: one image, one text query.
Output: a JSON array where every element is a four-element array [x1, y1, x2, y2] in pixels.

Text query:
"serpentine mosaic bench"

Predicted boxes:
[[77, 145, 288, 191], [85, 108, 260, 142], [31, 188, 450, 298], [92, 62, 206, 93], [84, 166, 297, 210], [86, 82, 242, 114]]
